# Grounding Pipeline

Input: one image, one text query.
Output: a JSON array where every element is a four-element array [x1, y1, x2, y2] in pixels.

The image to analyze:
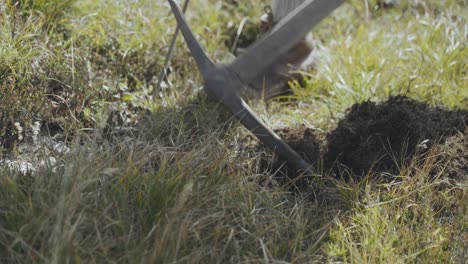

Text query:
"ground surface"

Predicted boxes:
[[1, 0, 467, 263]]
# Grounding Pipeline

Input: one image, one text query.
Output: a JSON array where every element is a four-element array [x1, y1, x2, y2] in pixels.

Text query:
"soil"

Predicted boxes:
[[262, 125, 322, 185], [326, 96, 467, 177], [266, 96, 468, 181], [276, 125, 321, 165]]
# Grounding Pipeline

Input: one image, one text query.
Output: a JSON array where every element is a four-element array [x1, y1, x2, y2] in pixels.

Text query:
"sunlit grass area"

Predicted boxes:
[[0, 0, 466, 263]]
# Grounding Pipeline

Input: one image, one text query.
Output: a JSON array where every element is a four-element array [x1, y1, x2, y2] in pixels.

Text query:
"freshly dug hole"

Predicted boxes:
[[259, 125, 322, 184]]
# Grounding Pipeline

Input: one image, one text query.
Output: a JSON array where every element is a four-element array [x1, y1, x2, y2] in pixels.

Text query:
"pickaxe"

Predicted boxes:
[[167, 0, 344, 178]]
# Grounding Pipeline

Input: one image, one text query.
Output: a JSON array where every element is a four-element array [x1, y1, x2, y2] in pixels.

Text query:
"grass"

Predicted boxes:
[[0, 0, 467, 263]]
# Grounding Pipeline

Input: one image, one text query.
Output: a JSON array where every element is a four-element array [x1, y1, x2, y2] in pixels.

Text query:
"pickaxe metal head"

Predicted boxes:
[[167, 0, 344, 177]]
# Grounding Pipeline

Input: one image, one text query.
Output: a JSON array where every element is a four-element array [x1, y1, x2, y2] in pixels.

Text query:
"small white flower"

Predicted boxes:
[[4, 159, 35, 174], [31, 121, 41, 142], [53, 142, 70, 154], [14, 122, 23, 133]]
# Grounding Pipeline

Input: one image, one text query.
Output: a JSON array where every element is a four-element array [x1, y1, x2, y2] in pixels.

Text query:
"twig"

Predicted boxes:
[[153, 0, 190, 97], [230, 17, 249, 53]]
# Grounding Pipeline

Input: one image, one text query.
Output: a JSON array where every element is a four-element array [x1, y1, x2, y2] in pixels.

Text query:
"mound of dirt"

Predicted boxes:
[[263, 96, 467, 181], [325, 96, 467, 177]]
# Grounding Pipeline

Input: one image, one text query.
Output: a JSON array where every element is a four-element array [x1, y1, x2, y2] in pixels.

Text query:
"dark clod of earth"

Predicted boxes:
[[267, 96, 467, 181]]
